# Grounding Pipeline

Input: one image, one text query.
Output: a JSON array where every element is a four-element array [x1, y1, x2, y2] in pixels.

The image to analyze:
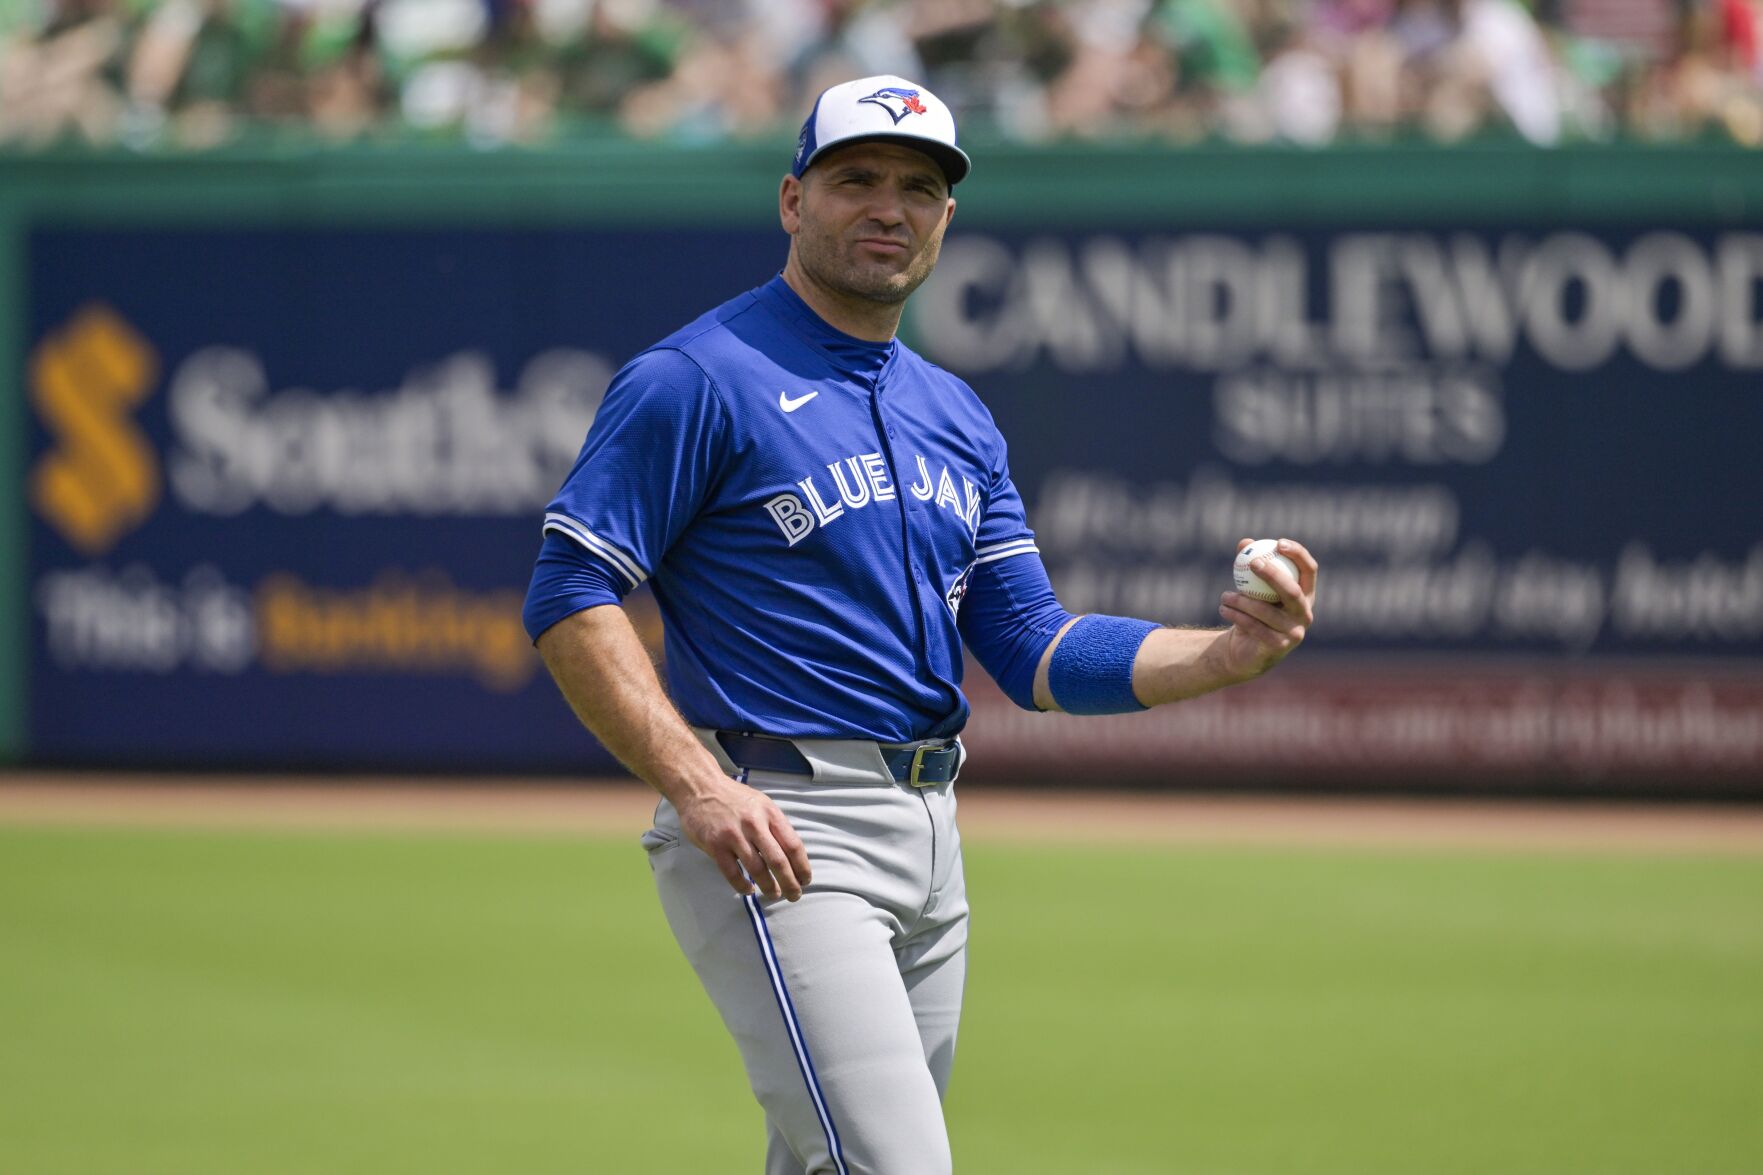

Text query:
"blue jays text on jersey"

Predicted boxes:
[[523, 275, 1066, 743]]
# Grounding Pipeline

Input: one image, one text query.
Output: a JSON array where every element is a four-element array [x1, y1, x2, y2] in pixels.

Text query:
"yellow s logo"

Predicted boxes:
[[30, 305, 161, 556]]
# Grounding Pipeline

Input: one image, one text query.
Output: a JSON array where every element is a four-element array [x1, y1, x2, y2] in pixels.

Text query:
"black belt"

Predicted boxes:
[[716, 732, 960, 787]]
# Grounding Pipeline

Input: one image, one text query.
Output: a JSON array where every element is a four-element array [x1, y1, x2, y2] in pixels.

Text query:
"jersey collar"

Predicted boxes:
[[757, 274, 896, 382]]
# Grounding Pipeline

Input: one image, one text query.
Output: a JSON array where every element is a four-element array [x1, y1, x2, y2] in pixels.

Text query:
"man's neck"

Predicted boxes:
[[780, 258, 904, 343]]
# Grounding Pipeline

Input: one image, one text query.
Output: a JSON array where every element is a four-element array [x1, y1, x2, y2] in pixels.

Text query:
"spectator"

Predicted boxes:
[[0, 0, 130, 145], [125, 0, 269, 147], [0, 0, 1757, 149], [1259, 18, 1344, 143]]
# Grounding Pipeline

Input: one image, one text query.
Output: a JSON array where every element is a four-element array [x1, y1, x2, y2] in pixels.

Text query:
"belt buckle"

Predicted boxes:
[[907, 743, 933, 787]]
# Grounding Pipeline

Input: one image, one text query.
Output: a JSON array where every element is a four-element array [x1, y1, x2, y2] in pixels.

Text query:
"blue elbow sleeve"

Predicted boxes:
[[1047, 615, 1159, 715]]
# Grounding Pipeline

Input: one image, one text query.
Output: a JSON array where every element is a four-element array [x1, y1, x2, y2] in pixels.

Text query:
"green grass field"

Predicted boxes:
[[3, 823, 1760, 1174]]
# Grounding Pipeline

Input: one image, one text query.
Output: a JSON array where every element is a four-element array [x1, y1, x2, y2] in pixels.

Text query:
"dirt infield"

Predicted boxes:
[[3, 773, 1762, 853]]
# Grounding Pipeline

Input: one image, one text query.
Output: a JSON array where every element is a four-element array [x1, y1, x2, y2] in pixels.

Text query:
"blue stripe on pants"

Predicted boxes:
[[742, 894, 849, 1175]]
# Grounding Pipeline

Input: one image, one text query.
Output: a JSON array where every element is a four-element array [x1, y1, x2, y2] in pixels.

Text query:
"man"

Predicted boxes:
[[523, 74, 1318, 1175]]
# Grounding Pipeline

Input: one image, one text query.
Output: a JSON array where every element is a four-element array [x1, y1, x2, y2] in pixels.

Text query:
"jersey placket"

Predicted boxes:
[[866, 367, 954, 731]]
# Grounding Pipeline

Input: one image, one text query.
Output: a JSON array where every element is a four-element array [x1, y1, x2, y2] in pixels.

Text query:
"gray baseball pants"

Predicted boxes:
[[642, 733, 969, 1174]]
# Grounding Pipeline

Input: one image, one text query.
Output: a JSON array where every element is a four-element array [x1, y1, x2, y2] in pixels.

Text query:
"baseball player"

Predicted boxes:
[[523, 75, 1318, 1175]]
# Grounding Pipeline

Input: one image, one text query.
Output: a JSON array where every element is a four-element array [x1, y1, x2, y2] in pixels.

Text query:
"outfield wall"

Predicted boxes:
[[3, 143, 1761, 792]]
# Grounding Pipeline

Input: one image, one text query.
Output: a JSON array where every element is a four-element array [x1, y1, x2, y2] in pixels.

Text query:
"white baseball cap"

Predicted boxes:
[[791, 75, 971, 187]]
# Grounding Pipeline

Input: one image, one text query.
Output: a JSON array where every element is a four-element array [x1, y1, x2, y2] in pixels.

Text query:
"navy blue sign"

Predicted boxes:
[[905, 226, 1763, 658], [26, 227, 779, 768], [23, 223, 1763, 780]]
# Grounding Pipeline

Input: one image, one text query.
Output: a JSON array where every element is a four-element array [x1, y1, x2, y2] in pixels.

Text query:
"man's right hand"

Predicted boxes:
[[533, 606, 813, 902], [675, 776, 813, 902]]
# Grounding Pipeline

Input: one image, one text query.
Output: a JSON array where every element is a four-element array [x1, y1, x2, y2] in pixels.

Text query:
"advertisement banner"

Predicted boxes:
[[25, 227, 777, 769], [24, 222, 1763, 787], [904, 225, 1763, 788]]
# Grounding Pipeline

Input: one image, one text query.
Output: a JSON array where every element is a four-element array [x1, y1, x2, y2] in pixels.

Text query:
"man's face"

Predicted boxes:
[[783, 142, 956, 306]]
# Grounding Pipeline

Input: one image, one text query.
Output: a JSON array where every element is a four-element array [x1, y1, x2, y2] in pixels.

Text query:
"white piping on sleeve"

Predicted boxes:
[[975, 537, 1038, 557], [973, 540, 1040, 566], [542, 512, 648, 590]]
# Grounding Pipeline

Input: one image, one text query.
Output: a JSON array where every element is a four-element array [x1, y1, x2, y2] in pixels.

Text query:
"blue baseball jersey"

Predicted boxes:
[[528, 275, 1060, 743]]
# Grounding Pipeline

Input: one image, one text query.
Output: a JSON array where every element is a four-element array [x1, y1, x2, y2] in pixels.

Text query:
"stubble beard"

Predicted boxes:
[[796, 220, 943, 307]]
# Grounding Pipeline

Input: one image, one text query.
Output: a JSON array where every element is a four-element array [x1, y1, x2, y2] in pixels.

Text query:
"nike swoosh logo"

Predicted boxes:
[[779, 389, 819, 413]]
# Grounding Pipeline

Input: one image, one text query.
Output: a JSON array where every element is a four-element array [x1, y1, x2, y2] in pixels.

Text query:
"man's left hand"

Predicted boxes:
[[1217, 537, 1318, 680]]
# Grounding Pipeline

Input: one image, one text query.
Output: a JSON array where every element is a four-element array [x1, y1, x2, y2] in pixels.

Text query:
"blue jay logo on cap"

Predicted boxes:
[[859, 87, 928, 125]]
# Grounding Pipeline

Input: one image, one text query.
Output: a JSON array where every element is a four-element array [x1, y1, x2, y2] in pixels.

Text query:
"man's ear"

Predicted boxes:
[[780, 175, 803, 235]]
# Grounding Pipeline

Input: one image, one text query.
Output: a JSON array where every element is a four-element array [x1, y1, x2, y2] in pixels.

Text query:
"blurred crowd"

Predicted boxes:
[[2, 0, 1759, 151]]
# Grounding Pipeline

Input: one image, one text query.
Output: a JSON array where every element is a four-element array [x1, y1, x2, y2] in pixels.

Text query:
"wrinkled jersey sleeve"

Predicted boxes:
[[956, 437, 1072, 710], [529, 348, 729, 624], [522, 530, 630, 643]]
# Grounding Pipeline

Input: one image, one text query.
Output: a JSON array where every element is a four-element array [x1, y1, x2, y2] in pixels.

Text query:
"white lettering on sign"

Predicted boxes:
[[1212, 367, 1505, 465], [168, 347, 611, 516], [913, 231, 1763, 376], [37, 563, 254, 673]]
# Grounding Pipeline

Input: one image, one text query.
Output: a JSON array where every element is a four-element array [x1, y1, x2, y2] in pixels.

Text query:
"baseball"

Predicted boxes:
[[1233, 539, 1299, 603]]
